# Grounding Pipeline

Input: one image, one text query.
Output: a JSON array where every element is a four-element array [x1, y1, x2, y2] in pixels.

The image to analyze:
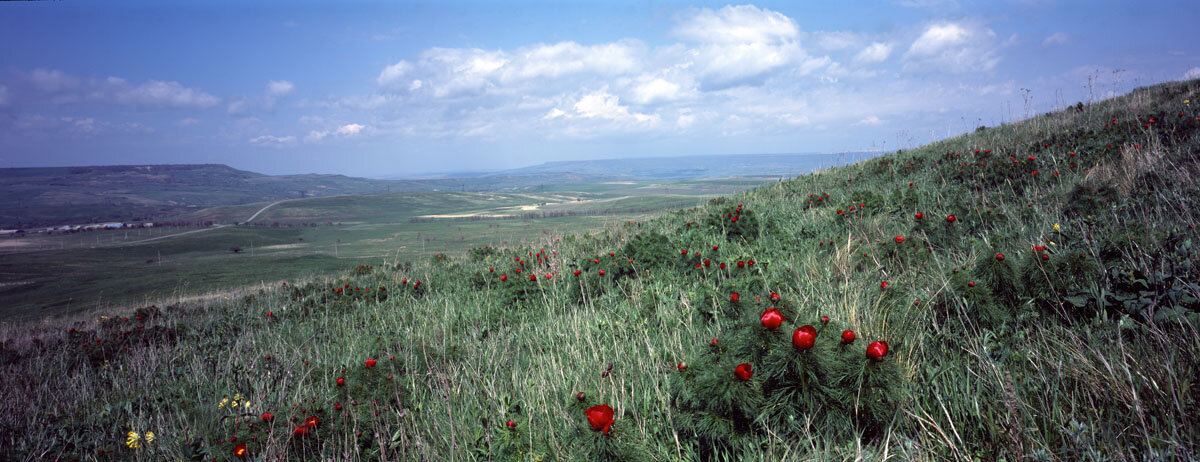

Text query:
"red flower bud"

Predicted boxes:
[[792, 325, 817, 350], [841, 330, 856, 344], [734, 363, 754, 381], [760, 308, 784, 330], [867, 341, 889, 360]]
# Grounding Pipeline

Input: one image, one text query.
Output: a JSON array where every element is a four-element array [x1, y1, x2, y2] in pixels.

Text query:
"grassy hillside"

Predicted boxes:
[[3, 79, 1200, 460]]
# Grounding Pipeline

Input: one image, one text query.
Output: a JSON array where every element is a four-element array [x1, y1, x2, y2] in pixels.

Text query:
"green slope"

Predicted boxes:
[[2, 79, 1199, 460]]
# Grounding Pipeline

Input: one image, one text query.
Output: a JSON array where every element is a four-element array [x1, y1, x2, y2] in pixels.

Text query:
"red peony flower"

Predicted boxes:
[[293, 425, 310, 437], [500, 275, 508, 282], [867, 341, 889, 360], [841, 330, 856, 344], [1041, 253, 1049, 261], [261, 412, 274, 423], [577, 391, 586, 401], [915, 212, 924, 220], [881, 281, 889, 289], [737, 261, 745, 268], [969, 281, 976, 287], [946, 214, 956, 223], [995, 253, 1005, 261], [573, 270, 581, 276], [821, 315, 830, 323], [769, 292, 780, 302], [710, 338, 719, 346], [760, 308, 784, 330], [336, 377, 345, 387], [712, 245, 719, 251], [734, 363, 754, 381], [365, 358, 376, 368], [894, 236, 905, 243], [585, 404, 615, 434], [233, 443, 248, 459], [598, 270, 605, 276], [730, 292, 740, 303], [305, 416, 320, 428], [677, 361, 687, 371], [506, 420, 517, 429], [792, 325, 817, 350]]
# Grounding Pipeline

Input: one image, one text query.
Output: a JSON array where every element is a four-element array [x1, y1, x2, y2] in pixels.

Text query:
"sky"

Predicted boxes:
[[1, 0, 1198, 178]]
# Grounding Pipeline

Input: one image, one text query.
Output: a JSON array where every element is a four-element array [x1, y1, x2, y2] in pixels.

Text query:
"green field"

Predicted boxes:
[[0, 179, 772, 319]]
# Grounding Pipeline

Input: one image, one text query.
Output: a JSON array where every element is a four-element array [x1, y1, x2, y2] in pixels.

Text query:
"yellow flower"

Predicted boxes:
[[218, 397, 229, 408], [1053, 223, 1060, 231], [145, 432, 155, 444], [126, 431, 141, 449], [1049, 241, 1056, 246]]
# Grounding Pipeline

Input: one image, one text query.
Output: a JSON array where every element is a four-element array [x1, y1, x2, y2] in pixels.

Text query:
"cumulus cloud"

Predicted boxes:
[[571, 88, 657, 123], [631, 77, 684, 104], [903, 22, 1001, 72], [1183, 67, 1200, 80], [673, 5, 819, 89], [1042, 32, 1068, 48], [336, 123, 364, 135], [853, 42, 893, 64]]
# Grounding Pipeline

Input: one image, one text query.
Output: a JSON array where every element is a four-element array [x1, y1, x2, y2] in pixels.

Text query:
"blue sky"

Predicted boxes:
[[1, 0, 1198, 177]]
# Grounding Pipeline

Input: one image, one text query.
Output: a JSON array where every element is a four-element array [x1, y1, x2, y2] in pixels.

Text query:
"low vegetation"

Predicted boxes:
[[2, 79, 1199, 460]]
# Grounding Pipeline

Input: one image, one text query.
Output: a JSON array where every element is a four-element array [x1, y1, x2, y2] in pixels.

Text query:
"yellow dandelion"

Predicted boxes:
[[1053, 223, 1060, 231], [218, 397, 229, 408], [1049, 241, 1056, 246], [145, 432, 155, 444], [126, 431, 141, 449]]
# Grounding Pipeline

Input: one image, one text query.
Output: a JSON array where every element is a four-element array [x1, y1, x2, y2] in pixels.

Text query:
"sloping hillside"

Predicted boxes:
[[2, 79, 1198, 460]]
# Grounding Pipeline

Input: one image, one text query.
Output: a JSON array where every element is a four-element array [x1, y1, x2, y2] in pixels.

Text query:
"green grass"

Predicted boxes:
[[2, 80, 1200, 460]]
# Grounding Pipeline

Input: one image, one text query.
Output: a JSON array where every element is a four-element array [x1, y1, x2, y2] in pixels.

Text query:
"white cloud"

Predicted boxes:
[[336, 123, 364, 135], [377, 40, 643, 98], [29, 68, 80, 92], [111, 80, 220, 107], [903, 22, 1000, 73], [673, 5, 817, 89], [1183, 67, 1200, 80], [377, 60, 413, 86], [853, 42, 893, 64], [632, 77, 683, 104], [571, 88, 658, 123], [1042, 32, 1068, 48], [855, 115, 884, 125], [543, 108, 567, 120], [266, 80, 295, 97], [305, 123, 367, 142], [249, 134, 296, 146]]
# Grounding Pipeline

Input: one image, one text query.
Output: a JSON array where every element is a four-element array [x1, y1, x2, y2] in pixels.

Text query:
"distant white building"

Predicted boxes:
[[0, 229, 18, 235], [103, 223, 124, 229]]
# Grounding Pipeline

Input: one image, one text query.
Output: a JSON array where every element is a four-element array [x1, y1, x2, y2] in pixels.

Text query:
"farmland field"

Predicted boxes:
[[0, 178, 775, 319]]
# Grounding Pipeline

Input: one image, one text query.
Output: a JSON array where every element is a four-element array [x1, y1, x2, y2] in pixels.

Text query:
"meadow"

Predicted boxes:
[[1, 79, 1199, 461]]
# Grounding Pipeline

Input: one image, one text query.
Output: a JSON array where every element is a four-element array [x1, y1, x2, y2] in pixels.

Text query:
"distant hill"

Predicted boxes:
[[0, 164, 624, 228], [495, 152, 878, 179]]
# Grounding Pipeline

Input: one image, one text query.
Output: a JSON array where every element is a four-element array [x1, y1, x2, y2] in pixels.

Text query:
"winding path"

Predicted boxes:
[[113, 200, 285, 247]]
